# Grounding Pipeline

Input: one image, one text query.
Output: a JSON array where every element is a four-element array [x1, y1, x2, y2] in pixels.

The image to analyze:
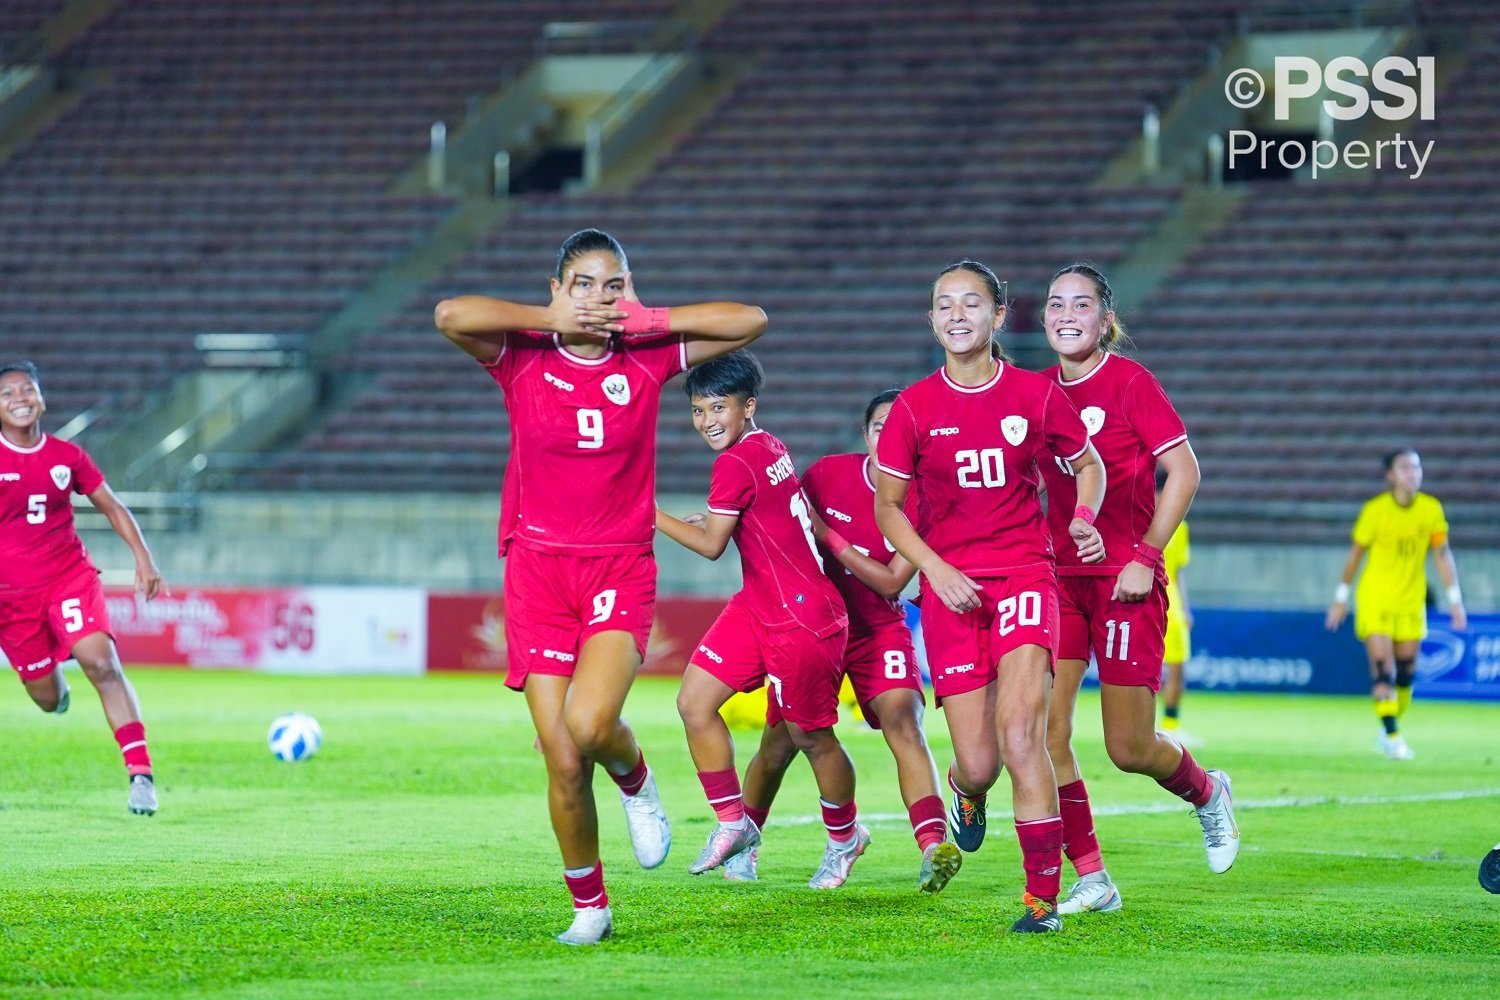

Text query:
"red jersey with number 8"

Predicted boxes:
[[707, 429, 846, 637], [485, 331, 688, 557], [877, 364, 1090, 577], [0, 434, 105, 591], [801, 452, 906, 635]]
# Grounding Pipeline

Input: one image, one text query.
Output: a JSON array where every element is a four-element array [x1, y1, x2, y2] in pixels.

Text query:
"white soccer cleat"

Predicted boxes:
[[1194, 769, 1239, 874], [555, 906, 613, 946], [620, 772, 671, 869], [127, 774, 157, 816], [918, 840, 962, 895], [723, 846, 759, 882], [689, 820, 760, 875], [808, 824, 870, 889], [1376, 734, 1415, 760], [1057, 871, 1123, 914]]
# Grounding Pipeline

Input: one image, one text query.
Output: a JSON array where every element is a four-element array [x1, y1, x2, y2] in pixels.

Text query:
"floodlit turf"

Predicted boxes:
[[3, 669, 1497, 998]]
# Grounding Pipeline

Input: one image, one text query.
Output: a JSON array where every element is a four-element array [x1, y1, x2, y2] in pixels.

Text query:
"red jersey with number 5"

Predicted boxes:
[[485, 331, 688, 557], [1038, 353, 1187, 577], [707, 429, 846, 637], [801, 452, 906, 635], [0, 433, 106, 590], [877, 364, 1090, 577]]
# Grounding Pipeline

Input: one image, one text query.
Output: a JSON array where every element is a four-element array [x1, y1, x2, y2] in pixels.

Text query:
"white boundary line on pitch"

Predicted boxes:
[[769, 786, 1500, 828]]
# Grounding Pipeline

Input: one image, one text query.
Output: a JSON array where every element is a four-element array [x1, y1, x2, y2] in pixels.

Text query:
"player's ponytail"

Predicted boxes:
[[1050, 262, 1133, 355]]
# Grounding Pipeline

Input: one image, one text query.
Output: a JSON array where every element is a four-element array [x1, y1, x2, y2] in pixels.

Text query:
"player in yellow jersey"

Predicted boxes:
[[1325, 449, 1467, 759], [1156, 470, 1195, 743]]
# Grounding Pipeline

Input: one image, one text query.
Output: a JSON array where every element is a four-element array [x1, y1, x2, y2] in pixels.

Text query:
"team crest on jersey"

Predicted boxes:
[[1001, 415, 1028, 446], [50, 465, 71, 490], [602, 374, 631, 406], [1081, 406, 1106, 436]]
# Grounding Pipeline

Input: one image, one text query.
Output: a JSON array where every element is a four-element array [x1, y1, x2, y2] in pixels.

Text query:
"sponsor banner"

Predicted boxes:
[[1417, 613, 1500, 701], [105, 586, 425, 675], [1169, 609, 1360, 695], [426, 593, 728, 676]]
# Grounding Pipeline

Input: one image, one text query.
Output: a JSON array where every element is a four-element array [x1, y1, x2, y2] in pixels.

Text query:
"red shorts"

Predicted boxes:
[[502, 545, 656, 691], [843, 622, 924, 730], [690, 598, 846, 732], [1057, 574, 1167, 692], [920, 571, 1059, 702], [0, 565, 112, 681]]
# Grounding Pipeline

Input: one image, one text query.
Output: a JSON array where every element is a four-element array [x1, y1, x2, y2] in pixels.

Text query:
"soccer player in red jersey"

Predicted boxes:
[[656, 351, 868, 890], [0, 361, 165, 816], [435, 230, 766, 946], [1037, 264, 1240, 915], [725, 388, 962, 893], [874, 261, 1106, 933]]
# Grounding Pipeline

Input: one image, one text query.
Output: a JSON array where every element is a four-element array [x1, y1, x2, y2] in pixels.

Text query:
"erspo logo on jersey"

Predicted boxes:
[[544, 372, 575, 392], [0, 472, 19, 481]]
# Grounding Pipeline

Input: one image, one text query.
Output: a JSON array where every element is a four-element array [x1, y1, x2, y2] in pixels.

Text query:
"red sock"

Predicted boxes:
[[563, 862, 608, 910], [948, 767, 986, 804], [908, 794, 947, 852], [1157, 747, 1214, 807], [820, 798, 857, 843], [745, 804, 770, 831], [1015, 816, 1064, 903], [114, 722, 152, 776], [697, 768, 746, 823], [1058, 779, 1104, 876], [608, 749, 649, 797]]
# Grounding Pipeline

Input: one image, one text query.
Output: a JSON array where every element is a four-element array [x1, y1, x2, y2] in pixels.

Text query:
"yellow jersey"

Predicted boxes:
[[1352, 491, 1448, 610], [1163, 520, 1190, 623]]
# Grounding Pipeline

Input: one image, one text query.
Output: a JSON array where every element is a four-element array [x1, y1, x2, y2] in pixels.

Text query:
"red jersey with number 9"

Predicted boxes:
[[0, 433, 106, 590], [707, 429, 846, 637], [877, 364, 1090, 577], [485, 331, 688, 557]]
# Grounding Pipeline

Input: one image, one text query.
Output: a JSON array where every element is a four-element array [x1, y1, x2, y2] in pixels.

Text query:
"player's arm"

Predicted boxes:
[[809, 508, 917, 600], [434, 271, 623, 363], [874, 471, 980, 613], [1114, 440, 1197, 602], [85, 484, 166, 600], [1432, 541, 1467, 631], [1068, 441, 1107, 568], [1325, 543, 1366, 631], [618, 273, 767, 368], [656, 507, 738, 561]]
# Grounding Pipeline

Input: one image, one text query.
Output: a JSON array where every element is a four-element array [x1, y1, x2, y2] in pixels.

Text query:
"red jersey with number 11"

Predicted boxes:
[[801, 452, 906, 635]]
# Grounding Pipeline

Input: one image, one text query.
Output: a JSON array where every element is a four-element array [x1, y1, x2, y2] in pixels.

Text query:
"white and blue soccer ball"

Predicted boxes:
[[268, 712, 322, 762]]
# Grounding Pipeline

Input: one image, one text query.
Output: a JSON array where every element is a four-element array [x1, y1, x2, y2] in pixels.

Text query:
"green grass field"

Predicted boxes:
[[3, 669, 1497, 998]]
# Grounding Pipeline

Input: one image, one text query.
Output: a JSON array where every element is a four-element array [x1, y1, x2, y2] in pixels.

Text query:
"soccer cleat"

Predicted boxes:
[[1057, 871, 1123, 914], [1010, 892, 1062, 933], [53, 672, 70, 715], [808, 824, 871, 889], [555, 906, 613, 946], [917, 840, 962, 894], [723, 846, 759, 882], [1194, 769, 1239, 873], [1376, 734, 1415, 760], [948, 787, 987, 853], [620, 772, 671, 869], [689, 820, 760, 875], [127, 774, 157, 816]]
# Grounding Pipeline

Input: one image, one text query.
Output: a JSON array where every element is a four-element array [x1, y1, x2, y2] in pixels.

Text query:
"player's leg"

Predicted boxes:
[[1390, 635, 1421, 757], [922, 594, 1000, 854], [1049, 655, 1117, 915], [726, 718, 796, 882], [678, 662, 760, 873], [1161, 661, 1184, 732], [67, 621, 158, 817], [527, 674, 612, 945], [995, 641, 1063, 932], [785, 717, 869, 889], [868, 686, 961, 893], [21, 668, 69, 714], [1363, 630, 1403, 755]]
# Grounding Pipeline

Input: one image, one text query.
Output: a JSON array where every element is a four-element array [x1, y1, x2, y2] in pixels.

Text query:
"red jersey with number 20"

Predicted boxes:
[[485, 331, 687, 557], [1038, 353, 1187, 577], [0, 433, 106, 591], [707, 429, 847, 637], [801, 453, 905, 634], [877, 364, 1090, 577]]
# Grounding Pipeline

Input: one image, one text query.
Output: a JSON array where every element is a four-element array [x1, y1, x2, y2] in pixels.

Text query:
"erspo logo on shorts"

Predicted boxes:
[[542, 648, 577, 663], [697, 644, 724, 664], [21, 657, 53, 674], [943, 662, 976, 675]]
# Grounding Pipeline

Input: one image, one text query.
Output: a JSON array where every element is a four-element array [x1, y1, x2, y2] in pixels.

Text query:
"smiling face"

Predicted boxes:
[[691, 392, 756, 452], [0, 370, 44, 438], [1044, 272, 1110, 362], [929, 268, 1005, 361], [551, 249, 626, 303]]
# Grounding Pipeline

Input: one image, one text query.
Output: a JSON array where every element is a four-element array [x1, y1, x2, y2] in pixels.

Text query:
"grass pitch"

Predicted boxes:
[[3, 669, 1497, 998]]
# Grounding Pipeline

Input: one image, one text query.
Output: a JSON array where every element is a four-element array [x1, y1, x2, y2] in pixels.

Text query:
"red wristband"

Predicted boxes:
[[823, 529, 851, 557], [619, 300, 670, 338], [1072, 505, 1096, 526], [1132, 542, 1163, 569]]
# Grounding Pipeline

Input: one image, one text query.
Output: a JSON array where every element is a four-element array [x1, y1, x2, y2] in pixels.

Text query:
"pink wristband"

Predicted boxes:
[[824, 529, 851, 557], [619, 300, 670, 338], [1132, 542, 1163, 569], [1072, 505, 1096, 526]]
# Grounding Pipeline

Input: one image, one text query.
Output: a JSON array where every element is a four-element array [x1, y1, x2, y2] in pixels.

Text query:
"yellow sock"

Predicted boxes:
[[1397, 686, 1413, 717], [1162, 715, 1180, 731], [1375, 698, 1399, 734]]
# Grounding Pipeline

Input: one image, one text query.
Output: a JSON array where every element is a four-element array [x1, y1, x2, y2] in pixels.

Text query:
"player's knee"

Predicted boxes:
[[675, 689, 715, 730], [1044, 714, 1074, 758], [562, 709, 615, 757], [786, 724, 832, 754], [952, 755, 1000, 792], [880, 711, 927, 753], [1394, 657, 1416, 686], [1103, 732, 1154, 774], [27, 686, 61, 713], [77, 652, 123, 686]]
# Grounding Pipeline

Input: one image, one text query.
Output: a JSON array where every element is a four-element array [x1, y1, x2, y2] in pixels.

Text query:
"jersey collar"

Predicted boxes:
[[552, 332, 613, 366], [940, 361, 1003, 394], [0, 432, 46, 454], [1058, 351, 1110, 386]]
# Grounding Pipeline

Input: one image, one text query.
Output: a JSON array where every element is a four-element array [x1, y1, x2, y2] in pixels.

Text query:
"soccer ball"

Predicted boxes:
[[268, 712, 322, 762]]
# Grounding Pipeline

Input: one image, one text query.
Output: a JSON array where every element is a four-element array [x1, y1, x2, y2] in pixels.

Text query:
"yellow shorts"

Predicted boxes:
[[1163, 615, 1192, 664], [1354, 604, 1427, 644]]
